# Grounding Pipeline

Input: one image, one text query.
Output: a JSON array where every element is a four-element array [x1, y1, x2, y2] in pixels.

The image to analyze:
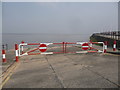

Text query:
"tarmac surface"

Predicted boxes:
[[3, 52, 118, 88]]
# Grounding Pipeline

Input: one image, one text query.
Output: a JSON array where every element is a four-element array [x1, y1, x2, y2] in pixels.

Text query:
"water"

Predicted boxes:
[[2, 33, 90, 49]]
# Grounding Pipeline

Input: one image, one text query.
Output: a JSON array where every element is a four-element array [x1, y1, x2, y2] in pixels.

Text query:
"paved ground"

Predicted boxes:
[[2, 48, 30, 73], [3, 52, 118, 88]]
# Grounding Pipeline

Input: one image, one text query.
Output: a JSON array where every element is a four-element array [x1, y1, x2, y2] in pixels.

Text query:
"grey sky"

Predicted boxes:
[[2, 2, 118, 35]]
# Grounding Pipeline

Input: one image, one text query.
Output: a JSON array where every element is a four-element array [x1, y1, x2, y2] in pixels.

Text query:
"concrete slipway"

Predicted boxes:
[[3, 52, 118, 88]]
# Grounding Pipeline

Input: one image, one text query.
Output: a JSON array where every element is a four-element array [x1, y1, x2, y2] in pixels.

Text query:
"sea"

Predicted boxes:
[[2, 33, 91, 49]]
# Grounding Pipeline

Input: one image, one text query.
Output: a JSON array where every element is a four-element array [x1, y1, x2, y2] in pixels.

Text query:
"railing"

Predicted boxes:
[[95, 31, 120, 40]]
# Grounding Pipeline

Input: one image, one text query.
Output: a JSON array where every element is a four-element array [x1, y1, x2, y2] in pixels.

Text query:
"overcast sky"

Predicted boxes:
[[2, 2, 118, 35]]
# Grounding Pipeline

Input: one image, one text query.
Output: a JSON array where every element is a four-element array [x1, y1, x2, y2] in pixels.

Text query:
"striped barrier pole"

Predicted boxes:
[[104, 41, 107, 53], [2, 49, 6, 63], [113, 40, 116, 51], [15, 44, 19, 62]]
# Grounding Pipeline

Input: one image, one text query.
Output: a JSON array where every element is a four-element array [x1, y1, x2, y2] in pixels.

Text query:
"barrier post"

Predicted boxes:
[[63, 42, 65, 53], [104, 41, 107, 53], [15, 44, 19, 62], [113, 40, 116, 51], [65, 42, 67, 53], [89, 40, 92, 50], [2, 49, 6, 63], [21, 41, 24, 54]]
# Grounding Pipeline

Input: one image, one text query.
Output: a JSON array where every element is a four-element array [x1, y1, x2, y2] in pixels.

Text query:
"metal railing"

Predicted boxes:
[[95, 31, 120, 40]]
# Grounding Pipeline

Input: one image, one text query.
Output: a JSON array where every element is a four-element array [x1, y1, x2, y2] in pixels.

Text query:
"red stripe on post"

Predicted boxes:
[[2, 49, 6, 62], [104, 41, 107, 53], [21, 41, 24, 43], [3, 58, 6, 63], [2, 49, 5, 54], [15, 44, 18, 50], [15, 44, 19, 62], [104, 49, 107, 53], [16, 56, 19, 62], [113, 40, 116, 51]]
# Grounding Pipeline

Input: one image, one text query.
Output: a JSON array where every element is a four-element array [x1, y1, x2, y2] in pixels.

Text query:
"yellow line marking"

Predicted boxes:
[[2, 65, 16, 81], [0, 62, 17, 79], [0, 62, 20, 89], [0, 61, 17, 78]]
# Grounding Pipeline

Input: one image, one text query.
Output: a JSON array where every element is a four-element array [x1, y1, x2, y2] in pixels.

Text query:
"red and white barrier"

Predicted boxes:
[[1, 41, 116, 63], [91, 42, 105, 53], [64, 41, 104, 53], [15, 44, 19, 62], [113, 40, 116, 51], [2, 49, 6, 63], [18, 42, 64, 56], [17, 41, 106, 57]]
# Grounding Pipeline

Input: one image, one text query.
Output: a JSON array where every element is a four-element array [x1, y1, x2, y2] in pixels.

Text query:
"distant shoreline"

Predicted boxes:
[[2, 33, 92, 36]]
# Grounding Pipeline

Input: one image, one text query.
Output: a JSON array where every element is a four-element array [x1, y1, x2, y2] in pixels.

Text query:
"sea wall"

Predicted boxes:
[[90, 34, 120, 49]]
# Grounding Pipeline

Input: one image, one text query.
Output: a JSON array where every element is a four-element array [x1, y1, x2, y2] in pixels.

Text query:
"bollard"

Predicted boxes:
[[113, 40, 116, 51], [104, 41, 107, 53], [2, 49, 6, 63], [21, 41, 24, 54], [15, 44, 19, 62]]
